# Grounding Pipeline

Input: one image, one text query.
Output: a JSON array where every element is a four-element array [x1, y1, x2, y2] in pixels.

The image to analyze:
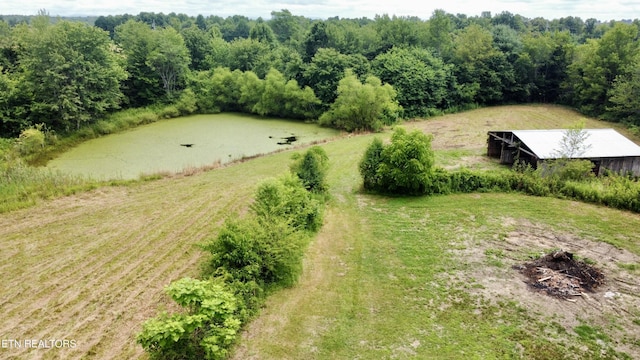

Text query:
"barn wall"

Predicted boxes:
[[487, 136, 503, 158], [600, 157, 640, 176]]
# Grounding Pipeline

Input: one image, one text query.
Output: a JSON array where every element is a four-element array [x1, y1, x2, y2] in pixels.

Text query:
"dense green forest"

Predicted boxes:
[[1, 9, 639, 138]]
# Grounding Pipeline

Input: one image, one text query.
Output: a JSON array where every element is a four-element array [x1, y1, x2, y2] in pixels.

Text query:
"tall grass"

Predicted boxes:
[[0, 157, 96, 213]]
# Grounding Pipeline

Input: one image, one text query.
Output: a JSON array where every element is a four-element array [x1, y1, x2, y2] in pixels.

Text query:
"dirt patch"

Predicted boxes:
[[449, 219, 640, 358], [515, 250, 605, 299]]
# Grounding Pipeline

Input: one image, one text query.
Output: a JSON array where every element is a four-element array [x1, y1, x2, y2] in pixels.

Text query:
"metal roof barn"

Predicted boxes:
[[487, 129, 640, 176]]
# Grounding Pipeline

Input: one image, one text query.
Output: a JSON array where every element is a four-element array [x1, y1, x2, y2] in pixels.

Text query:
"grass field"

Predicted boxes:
[[1, 105, 639, 359]]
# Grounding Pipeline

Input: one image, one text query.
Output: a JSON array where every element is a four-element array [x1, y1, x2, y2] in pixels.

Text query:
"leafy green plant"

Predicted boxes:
[[204, 216, 307, 289], [537, 158, 595, 181], [379, 128, 435, 194], [319, 70, 401, 132], [137, 278, 241, 360], [358, 137, 385, 191], [17, 124, 46, 156], [290, 146, 329, 193], [251, 174, 323, 231], [360, 128, 435, 195], [157, 105, 180, 119], [175, 88, 198, 115]]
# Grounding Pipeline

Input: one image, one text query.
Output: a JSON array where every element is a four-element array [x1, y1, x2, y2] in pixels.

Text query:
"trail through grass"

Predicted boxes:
[[232, 105, 640, 359], [1, 105, 639, 359], [233, 174, 640, 359]]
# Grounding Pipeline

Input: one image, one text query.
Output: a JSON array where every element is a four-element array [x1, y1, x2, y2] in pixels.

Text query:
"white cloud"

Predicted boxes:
[[0, 0, 637, 21]]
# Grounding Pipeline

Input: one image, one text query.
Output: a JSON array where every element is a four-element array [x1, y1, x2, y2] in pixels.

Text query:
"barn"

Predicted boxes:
[[487, 129, 640, 176]]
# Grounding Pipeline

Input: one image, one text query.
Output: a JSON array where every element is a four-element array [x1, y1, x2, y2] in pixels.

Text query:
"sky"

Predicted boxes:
[[1, 0, 638, 22]]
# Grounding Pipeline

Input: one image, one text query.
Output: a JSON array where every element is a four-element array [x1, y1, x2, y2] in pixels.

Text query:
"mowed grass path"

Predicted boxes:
[[1, 105, 639, 359], [233, 105, 640, 359], [234, 190, 640, 358]]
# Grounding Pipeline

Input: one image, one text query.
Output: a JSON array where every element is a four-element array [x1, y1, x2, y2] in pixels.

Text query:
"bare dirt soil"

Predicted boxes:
[[452, 219, 640, 358]]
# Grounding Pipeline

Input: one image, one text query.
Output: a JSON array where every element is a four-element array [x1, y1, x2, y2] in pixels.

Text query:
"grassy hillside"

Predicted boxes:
[[1, 105, 639, 359], [232, 106, 640, 359]]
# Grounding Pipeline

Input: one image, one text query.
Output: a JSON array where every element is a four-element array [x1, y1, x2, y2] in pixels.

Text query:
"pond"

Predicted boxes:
[[46, 114, 340, 180]]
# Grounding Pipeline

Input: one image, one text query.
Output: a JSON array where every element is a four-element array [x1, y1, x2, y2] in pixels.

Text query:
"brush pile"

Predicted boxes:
[[514, 250, 605, 299]]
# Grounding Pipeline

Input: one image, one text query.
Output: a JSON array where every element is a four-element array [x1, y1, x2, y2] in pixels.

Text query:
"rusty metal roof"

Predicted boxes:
[[507, 129, 640, 159]]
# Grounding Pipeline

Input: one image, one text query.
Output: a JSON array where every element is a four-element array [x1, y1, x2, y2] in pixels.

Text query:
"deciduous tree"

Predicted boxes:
[[318, 70, 400, 132], [17, 18, 127, 131], [146, 27, 191, 99], [115, 20, 164, 106], [372, 47, 453, 117]]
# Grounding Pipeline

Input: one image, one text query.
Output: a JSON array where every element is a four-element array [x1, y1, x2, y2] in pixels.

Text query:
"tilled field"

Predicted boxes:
[[0, 155, 289, 359]]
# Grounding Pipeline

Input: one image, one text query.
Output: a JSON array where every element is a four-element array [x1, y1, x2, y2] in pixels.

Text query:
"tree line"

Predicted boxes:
[[0, 9, 639, 137]]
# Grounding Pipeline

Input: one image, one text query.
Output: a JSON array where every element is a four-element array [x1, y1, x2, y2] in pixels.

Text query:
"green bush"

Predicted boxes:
[[290, 146, 329, 193], [136, 111, 160, 125], [251, 174, 323, 232], [94, 120, 117, 135], [424, 167, 452, 195], [140, 146, 331, 359], [17, 125, 45, 156], [360, 128, 435, 195], [359, 137, 385, 191], [204, 217, 307, 289], [158, 106, 180, 119], [137, 278, 241, 360], [175, 88, 198, 115], [537, 159, 594, 181], [318, 71, 401, 132], [360, 130, 640, 212]]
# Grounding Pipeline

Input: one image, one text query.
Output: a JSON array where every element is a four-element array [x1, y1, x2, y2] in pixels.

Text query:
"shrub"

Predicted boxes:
[[17, 125, 45, 156], [94, 120, 117, 135], [425, 167, 453, 195], [537, 159, 594, 181], [141, 146, 330, 359], [251, 174, 323, 232], [360, 128, 435, 195], [158, 106, 180, 119], [137, 278, 241, 360], [359, 137, 385, 191], [379, 128, 434, 194], [204, 216, 307, 289], [137, 111, 160, 125], [175, 88, 198, 115], [318, 71, 400, 132], [290, 146, 329, 193]]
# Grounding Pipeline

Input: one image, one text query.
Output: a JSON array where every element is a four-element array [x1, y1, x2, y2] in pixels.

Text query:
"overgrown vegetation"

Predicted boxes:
[[3, 106, 640, 359], [318, 71, 400, 132], [0, 135, 97, 212], [360, 130, 640, 213], [137, 147, 329, 359], [235, 187, 640, 359], [137, 278, 241, 360], [289, 145, 329, 193]]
